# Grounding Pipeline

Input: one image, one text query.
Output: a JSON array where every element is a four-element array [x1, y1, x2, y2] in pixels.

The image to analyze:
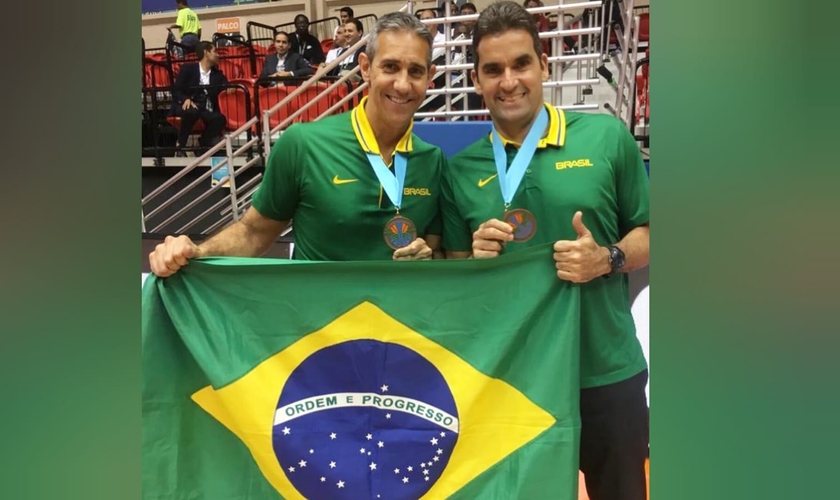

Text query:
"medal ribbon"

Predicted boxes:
[[366, 152, 407, 211], [491, 106, 549, 207]]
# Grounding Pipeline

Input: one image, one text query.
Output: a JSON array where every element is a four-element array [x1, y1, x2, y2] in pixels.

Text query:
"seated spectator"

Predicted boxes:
[[324, 25, 346, 65], [524, 0, 551, 56], [289, 14, 325, 65], [329, 19, 365, 82], [171, 41, 227, 156], [259, 31, 315, 84]]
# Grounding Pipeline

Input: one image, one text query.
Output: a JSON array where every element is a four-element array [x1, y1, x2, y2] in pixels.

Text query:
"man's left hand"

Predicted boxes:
[[393, 237, 433, 261], [553, 211, 610, 283]]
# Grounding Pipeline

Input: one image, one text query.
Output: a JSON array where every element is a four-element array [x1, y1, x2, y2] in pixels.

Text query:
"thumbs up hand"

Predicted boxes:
[[553, 211, 611, 283]]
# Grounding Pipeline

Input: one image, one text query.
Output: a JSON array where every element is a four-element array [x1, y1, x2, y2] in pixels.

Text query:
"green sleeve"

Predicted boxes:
[[251, 125, 304, 221], [440, 158, 473, 253], [613, 120, 650, 237], [424, 151, 446, 236]]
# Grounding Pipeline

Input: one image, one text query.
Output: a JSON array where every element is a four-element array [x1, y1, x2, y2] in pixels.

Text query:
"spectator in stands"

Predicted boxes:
[[456, 3, 483, 113], [418, 9, 448, 115], [324, 25, 346, 65], [330, 19, 365, 82], [524, 0, 551, 56], [149, 11, 442, 276], [259, 31, 315, 84], [168, 0, 201, 54], [290, 14, 325, 65], [171, 41, 227, 156], [333, 6, 355, 39], [437, 1, 461, 36]]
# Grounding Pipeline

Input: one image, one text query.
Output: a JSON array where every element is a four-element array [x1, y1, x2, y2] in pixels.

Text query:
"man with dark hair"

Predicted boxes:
[[259, 31, 315, 83], [150, 12, 443, 275], [330, 19, 365, 80], [333, 6, 355, 40], [168, 0, 202, 54], [290, 14, 325, 65], [171, 41, 228, 156], [441, 2, 650, 500]]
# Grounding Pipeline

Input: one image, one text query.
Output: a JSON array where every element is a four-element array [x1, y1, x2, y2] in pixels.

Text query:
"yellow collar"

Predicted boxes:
[[351, 96, 414, 157], [491, 103, 566, 148]]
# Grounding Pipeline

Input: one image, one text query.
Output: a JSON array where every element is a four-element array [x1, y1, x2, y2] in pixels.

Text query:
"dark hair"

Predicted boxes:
[[176, 0, 188, 6], [461, 2, 478, 13], [274, 31, 290, 42], [366, 11, 434, 67], [294, 14, 309, 24], [345, 18, 364, 34], [472, 1, 542, 69], [523, 0, 543, 7], [340, 6, 354, 18], [196, 41, 215, 60]]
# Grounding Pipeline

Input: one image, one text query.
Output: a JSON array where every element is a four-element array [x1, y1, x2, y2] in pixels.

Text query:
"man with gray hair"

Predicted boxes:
[[149, 12, 445, 274]]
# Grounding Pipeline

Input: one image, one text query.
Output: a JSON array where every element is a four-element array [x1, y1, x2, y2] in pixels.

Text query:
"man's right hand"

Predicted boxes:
[[472, 219, 514, 259], [149, 235, 202, 277], [182, 99, 196, 110]]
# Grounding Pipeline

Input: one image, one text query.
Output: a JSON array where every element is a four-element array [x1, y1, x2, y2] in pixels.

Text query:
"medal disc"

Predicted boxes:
[[383, 215, 417, 250], [504, 208, 538, 242]]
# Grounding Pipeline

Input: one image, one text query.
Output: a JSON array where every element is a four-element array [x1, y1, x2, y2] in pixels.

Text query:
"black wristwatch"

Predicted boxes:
[[606, 245, 625, 277]]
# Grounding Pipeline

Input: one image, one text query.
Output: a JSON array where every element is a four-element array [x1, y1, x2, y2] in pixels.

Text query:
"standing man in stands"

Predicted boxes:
[[150, 12, 443, 275], [259, 31, 315, 83], [334, 6, 355, 40], [441, 3, 650, 500], [171, 41, 227, 156], [290, 14, 325, 65], [168, 0, 201, 55]]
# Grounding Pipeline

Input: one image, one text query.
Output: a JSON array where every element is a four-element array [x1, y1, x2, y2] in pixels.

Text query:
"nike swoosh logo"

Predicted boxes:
[[478, 174, 498, 188], [333, 175, 359, 185]]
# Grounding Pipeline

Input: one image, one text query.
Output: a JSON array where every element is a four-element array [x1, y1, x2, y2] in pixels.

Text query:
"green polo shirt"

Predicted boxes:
[[252, 97, 444, 261], [176, 8, 201, 36], [441, 104, 649, 388]]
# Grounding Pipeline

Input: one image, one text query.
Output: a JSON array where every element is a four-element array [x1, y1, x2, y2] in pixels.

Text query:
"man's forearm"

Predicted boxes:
[[197, 213, 287, 258], [614, 224, 649, 273]]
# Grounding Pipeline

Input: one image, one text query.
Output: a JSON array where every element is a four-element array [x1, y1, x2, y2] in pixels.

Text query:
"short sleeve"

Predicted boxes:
[[612, 121, 650, 236], [251, 124, 304, 221]]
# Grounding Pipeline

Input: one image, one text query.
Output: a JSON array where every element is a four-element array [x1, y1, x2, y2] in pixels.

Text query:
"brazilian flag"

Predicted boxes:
[[142, 244, 581, 500]]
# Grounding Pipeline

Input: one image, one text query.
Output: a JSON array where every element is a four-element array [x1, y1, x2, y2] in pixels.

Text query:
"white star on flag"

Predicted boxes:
[[433, 456, 440, 462], [381, 384, 389, 392], [299, 460, 307, 467], [368, 452, 372, 456], [430, 437, 438, 445], [378, 441, 385, 448], [366, 433, 373, 440], [437, 449, 443, 455], [330, 432, 337, 439], [394, 468, 400, 474], [423, 469, 429, 476], [386, 413, 391, 419], [329, 461, 336, 468], [407, 466, 413, 472], [440, 432, 446, 437], [337, 480, 345, 488], [369, 463, 377, 471], [425, 477, 430, 482], [360, 448, 366, 454], [309, 449, 314, 454], [320, 477, 326, 482], [402, 477, 409, 484], [282, 427, 291, 435], [288, 466, 295, 472]]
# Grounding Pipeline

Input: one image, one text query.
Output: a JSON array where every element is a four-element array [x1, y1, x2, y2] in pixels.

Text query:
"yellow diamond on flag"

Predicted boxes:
[[191, 301, 556, 499]]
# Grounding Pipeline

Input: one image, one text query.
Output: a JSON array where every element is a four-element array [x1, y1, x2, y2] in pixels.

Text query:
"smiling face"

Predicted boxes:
[[472, 29, 548, 143], [343, 22, 362, 46], [359, 30, 435, 136]]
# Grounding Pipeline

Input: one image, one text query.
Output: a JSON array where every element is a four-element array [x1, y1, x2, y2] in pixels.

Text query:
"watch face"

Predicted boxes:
[[610, 247, 625, 270]]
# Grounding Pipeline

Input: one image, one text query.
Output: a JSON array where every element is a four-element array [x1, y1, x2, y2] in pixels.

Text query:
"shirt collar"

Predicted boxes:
[[351, 96, 414, 156], [490, 103, 566, 149]]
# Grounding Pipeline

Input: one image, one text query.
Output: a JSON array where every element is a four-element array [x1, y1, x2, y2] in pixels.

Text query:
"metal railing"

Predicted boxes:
[[142, 0, 651, 237]]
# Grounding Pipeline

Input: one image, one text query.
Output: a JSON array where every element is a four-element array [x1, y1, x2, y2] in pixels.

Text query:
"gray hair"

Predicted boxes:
[[366, 11, 435, 67]]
